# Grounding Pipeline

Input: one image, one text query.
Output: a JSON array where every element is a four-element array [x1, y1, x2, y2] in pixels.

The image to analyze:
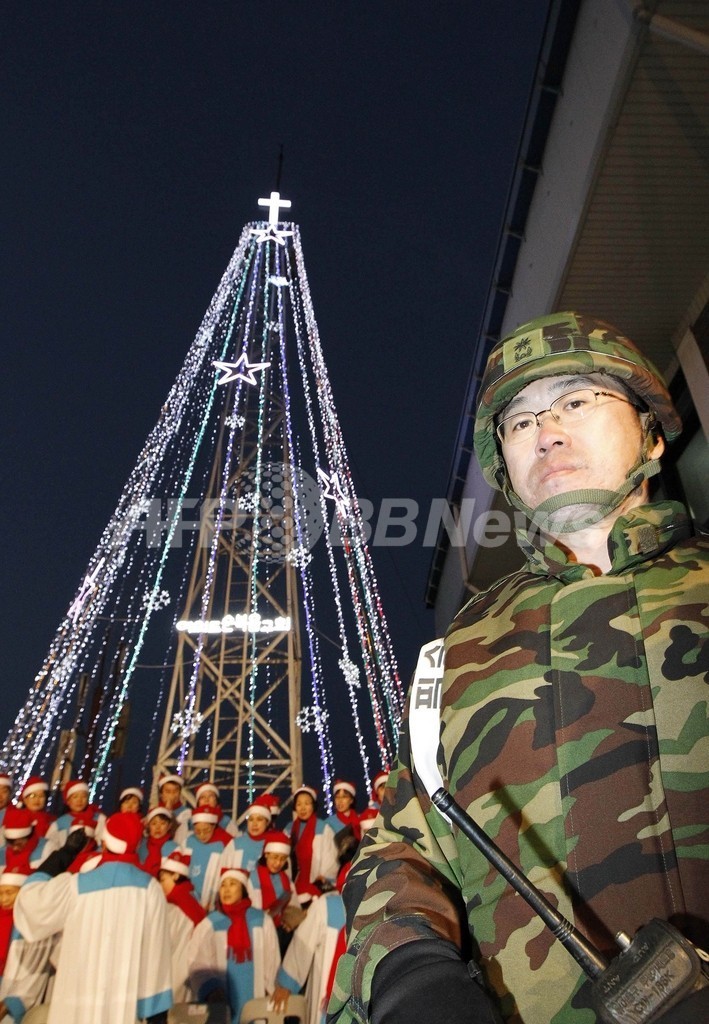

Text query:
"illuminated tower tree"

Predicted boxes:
[[1, 193, 404, 816]]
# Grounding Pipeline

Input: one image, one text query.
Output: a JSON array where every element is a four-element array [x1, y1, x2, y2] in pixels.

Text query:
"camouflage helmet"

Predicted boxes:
[[474, 311, 682, 491]]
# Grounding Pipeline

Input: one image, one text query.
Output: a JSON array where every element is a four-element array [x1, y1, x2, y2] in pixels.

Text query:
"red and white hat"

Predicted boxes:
[[247, 796, 272, 821], [259, 793, 281, 815], [195, 782, 219, 799], [63, 779, 89, 804], [3, 806, 34, 839], [0, 866, 30, 888], [158, 773, 183, 790], [20, 777, 48, 800], [333, 779, 357, 798], [293, 785, 317, 803], [359, 807, 379, 832], [220, 866, 249, 885], [145, 806, 174, 824], [102, 812, 143, 855], [0, 773, 13, 791], [161, 850, 191, 878], [191, 805, 219, 825], [371, 770, 389, 791], [119, 787, 144, 804], [263, 831, 291, 857]]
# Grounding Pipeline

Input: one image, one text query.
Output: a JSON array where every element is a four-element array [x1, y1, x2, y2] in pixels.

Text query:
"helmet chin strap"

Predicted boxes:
[[505, 457, 662, 535]]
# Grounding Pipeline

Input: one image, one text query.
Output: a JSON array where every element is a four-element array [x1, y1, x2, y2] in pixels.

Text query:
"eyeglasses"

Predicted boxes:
[[496, 389, 638, 446]]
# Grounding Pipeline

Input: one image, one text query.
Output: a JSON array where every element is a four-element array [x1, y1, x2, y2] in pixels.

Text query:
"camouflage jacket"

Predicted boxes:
[[328, 501, 709, 1024]]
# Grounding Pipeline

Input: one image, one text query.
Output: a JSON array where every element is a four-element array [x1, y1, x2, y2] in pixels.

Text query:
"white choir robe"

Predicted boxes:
[[0, 926, 55, 1021], [276, 891, 346, 1024], [14, 861, 173, 1024], [184, 835, 227, 910], [165, 903, 197, 1003], [219, 834, 265, 876], [187, 907, 279, 1023], [285, 819, 339, 893]]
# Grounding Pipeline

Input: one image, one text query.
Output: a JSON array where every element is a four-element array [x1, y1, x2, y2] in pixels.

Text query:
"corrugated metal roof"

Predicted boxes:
[[559, 1, 709, 375]]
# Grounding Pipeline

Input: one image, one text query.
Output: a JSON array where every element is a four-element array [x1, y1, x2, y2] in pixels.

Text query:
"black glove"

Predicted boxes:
[[36, 828, 88, 877], [370, 939, 502, 1024]]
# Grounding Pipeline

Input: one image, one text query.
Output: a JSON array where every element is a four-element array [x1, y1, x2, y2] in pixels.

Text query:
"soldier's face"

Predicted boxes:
[[501, 374, 663, 513]]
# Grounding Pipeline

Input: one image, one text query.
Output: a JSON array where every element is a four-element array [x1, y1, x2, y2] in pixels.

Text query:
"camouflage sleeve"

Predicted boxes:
[[327, 716, 467, 1023]]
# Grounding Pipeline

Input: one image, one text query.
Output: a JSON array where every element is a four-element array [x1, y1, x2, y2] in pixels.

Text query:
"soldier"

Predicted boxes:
[[328, 313, 709, 1024]]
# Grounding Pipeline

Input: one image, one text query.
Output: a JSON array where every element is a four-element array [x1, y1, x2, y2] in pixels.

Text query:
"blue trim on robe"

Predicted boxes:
[[77, 861, 152, 894], [137, 987, 173, 1018]]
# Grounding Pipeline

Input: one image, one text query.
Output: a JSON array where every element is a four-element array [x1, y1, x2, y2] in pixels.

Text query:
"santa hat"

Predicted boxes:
[[0, 867, 30, 888], [195, 782, 219, 801], [259, 793, 281, 814], [102, 812, 143, 855], [246, 797, 272, 821], [0, 773, 13, 791], [157, 773, 183, 790], [20, 776, 48, 800], [220, 866, 249, 885], [3, 806, 34, 839], [145, 806, 174, 824], [191, 805, 219, 825], [333, 779, 357, 799], [161, 850, 191, 878], [263, 831, 291, 857], [292, 785, 318, 803], [62, 779, 89, 804], [359, 807, 379, 832], [371, 770, 389, 791], [119, 787, 144, 804]]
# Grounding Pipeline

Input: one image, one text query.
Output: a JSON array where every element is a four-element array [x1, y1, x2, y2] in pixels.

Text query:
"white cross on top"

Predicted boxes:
[[258, 191, 292, 225]]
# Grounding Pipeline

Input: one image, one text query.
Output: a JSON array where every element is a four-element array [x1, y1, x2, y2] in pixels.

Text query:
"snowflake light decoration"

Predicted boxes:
[[142, 589, 170, 611], [238, 491, 258, 513], [171, 708, 204, 739], [225, 413, 246, 430], [295, 706, 329, 734], [285, 545, 313, 569], [339, 656, 361, 690]]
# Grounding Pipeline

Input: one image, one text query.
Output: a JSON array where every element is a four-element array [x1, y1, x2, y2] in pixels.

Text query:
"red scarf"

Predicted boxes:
[[166, 879, 206, 927], [68, 839, 99, 874], [220, 897, 253, 963], [0, 906, 14, 976], [141, 834, 171, 876], [27, 810, 55, 839], [255, 864, 291, 924], [97, 849, 140, 868], [335, 809, 361, 840], [291, 814, 319, 897]]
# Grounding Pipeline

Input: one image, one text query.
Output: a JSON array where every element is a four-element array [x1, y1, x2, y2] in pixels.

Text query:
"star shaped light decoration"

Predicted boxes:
[[68, 558, 106, 624], [317, 467, 350, 519], [213, 353, 271, 387], [250, 224, 293, 246]]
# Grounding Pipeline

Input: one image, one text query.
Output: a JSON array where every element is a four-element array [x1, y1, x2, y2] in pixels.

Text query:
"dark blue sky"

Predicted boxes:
[[0, 3, 549, 767]]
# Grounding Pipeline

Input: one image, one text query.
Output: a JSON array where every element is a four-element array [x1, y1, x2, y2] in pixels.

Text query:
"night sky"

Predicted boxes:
[[1, 4, 549, 776]]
